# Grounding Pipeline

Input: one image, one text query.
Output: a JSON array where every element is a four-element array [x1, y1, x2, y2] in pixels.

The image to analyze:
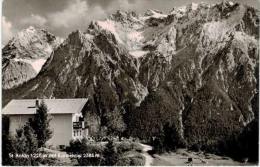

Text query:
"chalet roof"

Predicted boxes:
[[2, 98, 88, 115]]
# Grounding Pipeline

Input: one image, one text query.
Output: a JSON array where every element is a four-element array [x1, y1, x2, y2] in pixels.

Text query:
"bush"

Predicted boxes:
[[117, 141, 133, 154], [131, 142, 143, 153], [116, 156, 131, 166], [116, 153, 145, 166], [130, 154, 145, 166], [66, 138, 103, 166], [10, 123, 40, 166], [65, 139, 145, 166], [117, 141, 143, 154]]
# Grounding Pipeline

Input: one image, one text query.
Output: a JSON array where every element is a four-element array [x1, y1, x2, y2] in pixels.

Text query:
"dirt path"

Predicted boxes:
[[140, 144, 154, 166]]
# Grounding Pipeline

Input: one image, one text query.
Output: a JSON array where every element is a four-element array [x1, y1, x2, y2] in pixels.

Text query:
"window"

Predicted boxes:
[[74, 130, 83, 137], [59, 145, 65, 150]]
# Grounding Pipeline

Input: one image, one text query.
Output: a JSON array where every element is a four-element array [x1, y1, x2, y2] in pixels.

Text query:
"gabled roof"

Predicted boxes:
[[2, 98, 88, 115]]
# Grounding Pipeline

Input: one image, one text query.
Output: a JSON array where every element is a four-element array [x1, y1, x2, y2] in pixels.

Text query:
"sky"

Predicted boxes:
[[2, 0, 260, 44]]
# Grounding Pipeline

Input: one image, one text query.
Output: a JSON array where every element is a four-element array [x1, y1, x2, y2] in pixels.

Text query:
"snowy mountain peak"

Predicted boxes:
[[25, 25, 37, 32], [2, 26, 62, 89], [5, 26, 60, 57]]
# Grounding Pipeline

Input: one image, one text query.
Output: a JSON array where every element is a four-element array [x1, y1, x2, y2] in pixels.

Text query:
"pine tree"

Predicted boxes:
[[153, 132, 165, 153], [2, 116, 10, 135], [102, 140, 119, 165], [163, 122, 185, 151], [30, 100, 52, 148], [14, 122, 39, 165], [23, 122, 38, 154]]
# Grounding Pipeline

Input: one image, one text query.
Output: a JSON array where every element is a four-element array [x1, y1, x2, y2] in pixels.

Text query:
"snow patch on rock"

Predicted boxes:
[[127, 31, 144, 43], [126, 30, 144, 50], [129, 50, 149, 58], [13, 58, 46, 73], [202, 22, 228, 41], [97, 20, 123, 44], [191, 3, 199, 10], [141, 10, 168, 20], [232, 31, 258, 69], [177, 6, 187, 13]]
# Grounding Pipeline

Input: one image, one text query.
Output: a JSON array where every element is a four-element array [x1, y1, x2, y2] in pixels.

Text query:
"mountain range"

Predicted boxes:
[[2, 1, 259, 159]]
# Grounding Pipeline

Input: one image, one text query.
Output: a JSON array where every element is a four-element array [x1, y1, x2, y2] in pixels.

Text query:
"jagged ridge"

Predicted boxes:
[[2, 1, 259, 153]]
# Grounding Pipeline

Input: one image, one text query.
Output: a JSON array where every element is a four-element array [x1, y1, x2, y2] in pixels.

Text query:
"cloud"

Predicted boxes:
[[20, 14, 47, 27], [2, 16, 15, 45], [48, 0, 106, 29], [105, 0, 151, 14], [116, 0, 143, 10]]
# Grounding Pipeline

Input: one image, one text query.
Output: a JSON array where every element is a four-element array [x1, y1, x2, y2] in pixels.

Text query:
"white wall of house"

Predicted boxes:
[[8, 114, 73, 147], [9, 115, 33, 135], [47, 114, 73, 147]]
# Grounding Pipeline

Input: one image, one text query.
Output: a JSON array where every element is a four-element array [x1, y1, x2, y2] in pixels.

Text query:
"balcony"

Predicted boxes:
[[73, 122, 82, 129]]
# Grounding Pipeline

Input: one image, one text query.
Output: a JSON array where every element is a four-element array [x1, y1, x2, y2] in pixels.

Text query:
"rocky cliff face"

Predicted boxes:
[[130, 1, 259, 145], [2, 26, 63, 89], [2, 1, 259, 148]]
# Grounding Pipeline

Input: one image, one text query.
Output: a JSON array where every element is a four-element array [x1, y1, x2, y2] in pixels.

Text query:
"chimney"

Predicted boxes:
[[36, 99, 39, 108]]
